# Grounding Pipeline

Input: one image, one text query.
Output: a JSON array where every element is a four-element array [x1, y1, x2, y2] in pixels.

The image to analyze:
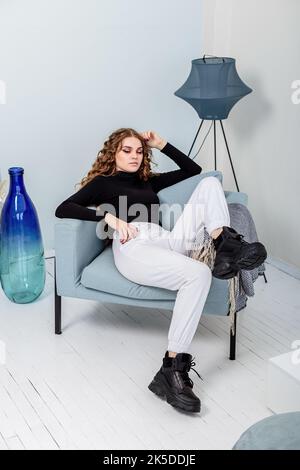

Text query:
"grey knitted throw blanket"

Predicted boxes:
[[187, 203, 266, 333]]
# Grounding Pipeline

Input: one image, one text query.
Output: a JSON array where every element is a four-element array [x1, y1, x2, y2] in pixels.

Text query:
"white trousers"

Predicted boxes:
[[112, 176, 231, 353]]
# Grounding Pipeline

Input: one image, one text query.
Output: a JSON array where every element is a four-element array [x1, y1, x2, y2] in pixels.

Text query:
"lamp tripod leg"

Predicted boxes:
[[219, 120, 240, 192], [188, 119, 205, 156]]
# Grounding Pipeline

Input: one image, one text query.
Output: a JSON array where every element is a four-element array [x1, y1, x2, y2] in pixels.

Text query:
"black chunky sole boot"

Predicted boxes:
[[148, 352, 201, 413], [212, 226, 267, 280]]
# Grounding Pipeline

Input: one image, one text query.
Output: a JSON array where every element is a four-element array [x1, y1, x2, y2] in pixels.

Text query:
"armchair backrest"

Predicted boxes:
[[157, 170, 223, 231]]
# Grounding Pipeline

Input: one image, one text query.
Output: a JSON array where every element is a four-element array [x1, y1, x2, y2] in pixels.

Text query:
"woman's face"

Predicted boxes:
[[115, 136, 144, 173]]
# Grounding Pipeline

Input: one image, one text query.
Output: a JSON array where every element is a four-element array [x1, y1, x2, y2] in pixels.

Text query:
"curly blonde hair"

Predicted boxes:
[[76, 128, 159, 190]]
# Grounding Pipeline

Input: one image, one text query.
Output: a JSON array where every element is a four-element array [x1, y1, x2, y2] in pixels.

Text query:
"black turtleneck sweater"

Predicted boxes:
[[55, 142, 202, 230]]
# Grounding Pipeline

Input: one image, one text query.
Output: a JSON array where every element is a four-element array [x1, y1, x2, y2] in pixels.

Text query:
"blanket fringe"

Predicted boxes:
[[188, 232, 238, 335]]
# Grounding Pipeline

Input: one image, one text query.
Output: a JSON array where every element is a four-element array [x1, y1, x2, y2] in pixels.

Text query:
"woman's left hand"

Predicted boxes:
[[140, 131, 167, 150]]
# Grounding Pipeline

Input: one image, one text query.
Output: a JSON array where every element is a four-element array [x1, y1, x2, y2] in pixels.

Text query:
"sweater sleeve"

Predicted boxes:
[[149, 142, 202, 193], [55, 177, 108, 222]]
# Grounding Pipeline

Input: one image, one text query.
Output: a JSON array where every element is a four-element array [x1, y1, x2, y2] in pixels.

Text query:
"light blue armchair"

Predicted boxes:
[[54, 171, 248, 359]]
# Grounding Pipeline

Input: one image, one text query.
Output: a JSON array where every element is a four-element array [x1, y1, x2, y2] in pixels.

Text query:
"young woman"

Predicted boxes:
[[55, 128, 267, 413]]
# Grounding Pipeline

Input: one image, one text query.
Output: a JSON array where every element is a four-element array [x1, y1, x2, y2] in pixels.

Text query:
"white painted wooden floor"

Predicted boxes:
[[0, 260, 299, 450]]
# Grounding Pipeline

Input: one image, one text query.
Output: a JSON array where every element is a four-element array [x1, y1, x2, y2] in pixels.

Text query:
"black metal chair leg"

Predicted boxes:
[[54, 257, 62, 335], [229, 310, 237, 360], [263, 272, 268, 283]]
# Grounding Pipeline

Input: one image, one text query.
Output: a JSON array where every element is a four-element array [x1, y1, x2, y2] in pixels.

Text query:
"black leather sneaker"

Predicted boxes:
[[148, 352, 202, 413], [212, 226, 267, 280]]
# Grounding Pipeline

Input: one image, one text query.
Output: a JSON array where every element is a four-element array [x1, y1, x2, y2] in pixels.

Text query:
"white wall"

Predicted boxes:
[[201, 0, 300, 269], [0, 0, 202, 250]]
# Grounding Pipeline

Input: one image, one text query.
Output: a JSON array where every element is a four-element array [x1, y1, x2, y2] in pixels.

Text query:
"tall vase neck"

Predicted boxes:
[[8, 167, 26, 194]]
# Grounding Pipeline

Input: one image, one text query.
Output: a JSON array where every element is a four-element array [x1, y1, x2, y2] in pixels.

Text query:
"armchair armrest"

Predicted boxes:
[[54, 218, 106, 296]]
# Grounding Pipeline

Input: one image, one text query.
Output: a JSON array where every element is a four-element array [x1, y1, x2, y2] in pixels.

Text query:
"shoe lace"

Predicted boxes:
[[181, 356, 203, 387], [227, 230, 245, 242]]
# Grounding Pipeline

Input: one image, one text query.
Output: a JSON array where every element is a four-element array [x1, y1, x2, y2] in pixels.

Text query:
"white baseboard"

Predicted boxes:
[[266, 256, 300, 280]]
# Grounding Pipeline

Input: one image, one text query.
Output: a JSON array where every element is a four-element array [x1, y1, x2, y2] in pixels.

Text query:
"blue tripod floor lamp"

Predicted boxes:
[[174, 55, 252, 192]]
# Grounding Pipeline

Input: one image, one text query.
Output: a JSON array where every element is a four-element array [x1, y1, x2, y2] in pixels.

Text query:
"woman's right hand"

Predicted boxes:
[[104, 213, 139, 244]]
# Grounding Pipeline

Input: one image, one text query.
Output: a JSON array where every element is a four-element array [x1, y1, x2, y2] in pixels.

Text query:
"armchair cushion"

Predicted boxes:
[[81, 246, 175, 301], [80, 246, 230, 315]]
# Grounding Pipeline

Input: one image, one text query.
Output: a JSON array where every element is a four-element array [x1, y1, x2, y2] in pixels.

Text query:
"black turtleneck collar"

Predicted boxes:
[[115, 170, 139, 179]]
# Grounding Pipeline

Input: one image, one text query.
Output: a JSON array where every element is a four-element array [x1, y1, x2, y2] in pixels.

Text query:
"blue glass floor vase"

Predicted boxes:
[[0, 167, 46, 303]]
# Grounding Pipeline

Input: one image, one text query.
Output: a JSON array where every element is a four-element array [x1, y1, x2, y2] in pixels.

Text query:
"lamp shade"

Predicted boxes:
[[174, 57, 252, 120]]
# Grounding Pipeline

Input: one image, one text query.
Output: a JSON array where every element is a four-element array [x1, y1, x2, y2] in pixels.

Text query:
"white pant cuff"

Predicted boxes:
[[206, 220, 230, 237], [167, 342, 191, 354]]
